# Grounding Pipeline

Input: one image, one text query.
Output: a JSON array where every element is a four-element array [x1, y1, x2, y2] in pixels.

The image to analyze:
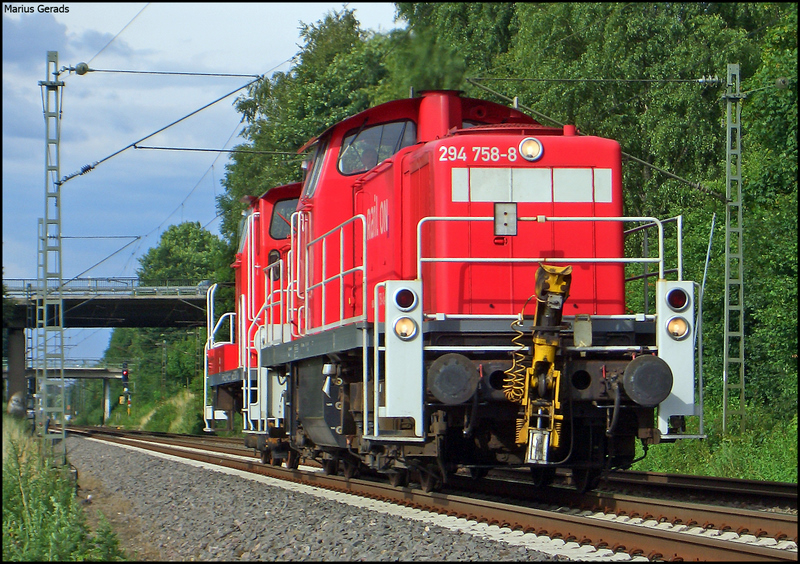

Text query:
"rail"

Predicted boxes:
[[242, 260, 290, 432]]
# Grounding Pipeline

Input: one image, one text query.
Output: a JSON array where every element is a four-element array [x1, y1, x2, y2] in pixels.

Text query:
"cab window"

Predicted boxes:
[[269, 198, 298, 240], [302, 139, 328, 199], [338, 120, 416, 176]]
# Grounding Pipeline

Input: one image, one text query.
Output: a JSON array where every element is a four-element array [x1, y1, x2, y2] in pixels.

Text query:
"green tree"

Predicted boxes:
[[217, 8, 391, 245], [136, 221, 225, 284], [396, 2, 515, 76], [97, 223, 222, 412]]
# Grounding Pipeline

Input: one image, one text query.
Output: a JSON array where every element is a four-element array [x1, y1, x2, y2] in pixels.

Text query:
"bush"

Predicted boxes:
[[141, 402, 178, 432], [632, 403, 798, 483], [2, 417, 127, 561]]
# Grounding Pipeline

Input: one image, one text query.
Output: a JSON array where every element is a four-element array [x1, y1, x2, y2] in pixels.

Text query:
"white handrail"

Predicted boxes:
[[302, 214, 368, 335], [416, 215, 666, 280]]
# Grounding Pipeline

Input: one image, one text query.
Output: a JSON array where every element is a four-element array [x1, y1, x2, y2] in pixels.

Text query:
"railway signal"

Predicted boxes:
[[122, 362, 131, 415]]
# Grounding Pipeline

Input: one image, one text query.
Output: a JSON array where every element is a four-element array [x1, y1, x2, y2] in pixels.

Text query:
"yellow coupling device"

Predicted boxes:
[[513, 265, 572, 457]]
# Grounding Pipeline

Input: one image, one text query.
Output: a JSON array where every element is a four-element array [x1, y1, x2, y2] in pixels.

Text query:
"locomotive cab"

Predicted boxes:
[[203, 183, 300, 446]]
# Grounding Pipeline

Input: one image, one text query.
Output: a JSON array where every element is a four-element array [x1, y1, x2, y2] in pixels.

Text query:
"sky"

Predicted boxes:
[[2, 2, 404, 362]]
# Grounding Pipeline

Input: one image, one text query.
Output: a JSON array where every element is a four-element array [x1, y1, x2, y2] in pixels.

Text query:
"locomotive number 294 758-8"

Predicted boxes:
[[439, 145, 519, 163]]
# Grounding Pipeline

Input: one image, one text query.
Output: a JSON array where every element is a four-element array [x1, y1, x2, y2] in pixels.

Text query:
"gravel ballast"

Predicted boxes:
[[66, 436, 563, 561]]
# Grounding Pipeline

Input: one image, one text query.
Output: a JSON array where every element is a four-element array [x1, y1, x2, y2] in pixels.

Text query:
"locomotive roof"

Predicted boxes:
[[297, 90, 543, 153]]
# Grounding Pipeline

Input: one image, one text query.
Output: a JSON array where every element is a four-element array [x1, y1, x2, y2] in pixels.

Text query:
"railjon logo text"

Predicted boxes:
[[366, 196, 389, 240], [4, 4, 70, 13]]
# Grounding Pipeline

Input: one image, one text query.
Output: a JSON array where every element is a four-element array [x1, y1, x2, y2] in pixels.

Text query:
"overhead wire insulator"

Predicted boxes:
[[697, 75, 721, 86]]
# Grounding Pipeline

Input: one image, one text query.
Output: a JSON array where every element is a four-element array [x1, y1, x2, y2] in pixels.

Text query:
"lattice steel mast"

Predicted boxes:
[[722, 63, 746, 434], [35, 51, 67, 463]]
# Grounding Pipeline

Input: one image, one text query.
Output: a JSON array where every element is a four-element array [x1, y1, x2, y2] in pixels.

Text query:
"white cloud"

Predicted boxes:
[[2, 2, 403, 362]]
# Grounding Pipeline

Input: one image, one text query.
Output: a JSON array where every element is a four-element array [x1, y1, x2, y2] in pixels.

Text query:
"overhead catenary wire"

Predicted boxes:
[[61, 53, 297, 278], [122, 119, 248, 268], [133, 145, 299, 156], [58, 75, 264, 186], [86, 69, 261, 79], [118, 54, 299, 273], [87, 3, 150, 65], [466, 77, 728, 203], [56, 50, 293, 278], [472, 77, 715, 84], [62, 235, 140, 239]]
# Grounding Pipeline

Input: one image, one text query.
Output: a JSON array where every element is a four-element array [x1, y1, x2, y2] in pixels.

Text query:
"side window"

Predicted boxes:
[[269, 198, 299, 240], [338, 120, 417, 176], [302, 139, 328, 199]]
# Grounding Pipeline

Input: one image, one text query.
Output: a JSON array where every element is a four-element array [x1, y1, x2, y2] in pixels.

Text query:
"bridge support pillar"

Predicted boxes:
[[5, 328, 27, 408], [103, 378, 111, 424]]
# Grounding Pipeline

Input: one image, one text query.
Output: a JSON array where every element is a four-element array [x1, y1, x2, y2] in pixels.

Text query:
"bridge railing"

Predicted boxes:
[[3, 278, 210, 297]]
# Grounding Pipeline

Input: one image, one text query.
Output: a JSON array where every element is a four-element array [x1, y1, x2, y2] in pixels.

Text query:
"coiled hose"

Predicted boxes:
[[503, 295, 537, 403], [503, 317, 527, 403]]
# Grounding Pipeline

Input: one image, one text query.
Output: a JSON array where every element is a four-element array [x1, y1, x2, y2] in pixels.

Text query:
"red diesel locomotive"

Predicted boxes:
[[204, 90, 701, 491]]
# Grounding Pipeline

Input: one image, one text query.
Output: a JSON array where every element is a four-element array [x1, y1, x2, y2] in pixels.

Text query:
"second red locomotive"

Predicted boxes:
[[204, 90, 701, 491]]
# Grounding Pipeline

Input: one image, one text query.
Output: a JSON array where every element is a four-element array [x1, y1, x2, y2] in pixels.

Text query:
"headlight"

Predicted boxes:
[[519, 138, 543, 162], [393, 316, 418, 340], [666, 316, 690, 340]]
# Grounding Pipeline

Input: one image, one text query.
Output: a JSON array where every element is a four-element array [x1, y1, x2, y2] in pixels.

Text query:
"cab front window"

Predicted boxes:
[[338, 120, 416, 176], [302, 139, 328, 199], [269, 198, 299, 240]]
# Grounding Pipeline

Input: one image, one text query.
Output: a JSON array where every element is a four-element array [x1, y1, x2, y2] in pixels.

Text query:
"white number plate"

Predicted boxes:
[[438, 145, 518, 163]]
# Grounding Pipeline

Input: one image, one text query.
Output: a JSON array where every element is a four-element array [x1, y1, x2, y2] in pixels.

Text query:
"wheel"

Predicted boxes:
[[270, 453, 283, 466], [286, 449, 300, 470], [419, 465, 441, 493], [469, 467, 489, 480], [259, 450, 270, 464], [322, 458, 339, 476], [572, 468, 602, 493], [342, 459, 360, 479], [530, 467, 556, 487], [388, 468, 409, 488]]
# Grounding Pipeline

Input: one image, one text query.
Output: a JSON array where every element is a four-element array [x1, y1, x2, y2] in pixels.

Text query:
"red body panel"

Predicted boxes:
[[207, 343, 240, 374], [295, 91, 624, 328], [413, 131, 625, 316], [216, 91, 626, 353]]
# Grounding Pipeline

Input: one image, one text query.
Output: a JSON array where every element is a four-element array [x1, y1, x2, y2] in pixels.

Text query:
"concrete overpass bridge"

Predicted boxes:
[[3, 278, 210, 418], [4, 277, 208, 328], [3, 365, 122, 380]]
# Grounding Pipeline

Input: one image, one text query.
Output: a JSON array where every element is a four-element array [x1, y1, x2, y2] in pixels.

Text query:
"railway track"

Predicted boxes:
[[603, 469, 797, 509], [64, 426, 797, 561]]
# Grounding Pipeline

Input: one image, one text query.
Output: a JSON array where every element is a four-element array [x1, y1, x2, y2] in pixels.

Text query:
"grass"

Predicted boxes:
[[631, 402, 798, 483], [2, 415, 127, 561], [105, 388, 205, 435]]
